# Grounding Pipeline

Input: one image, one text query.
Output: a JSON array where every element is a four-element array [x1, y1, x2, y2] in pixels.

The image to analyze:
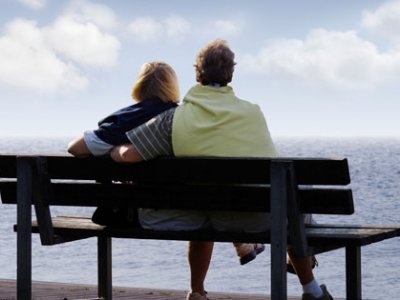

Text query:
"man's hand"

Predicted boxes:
[[110, 144, 143, 163]]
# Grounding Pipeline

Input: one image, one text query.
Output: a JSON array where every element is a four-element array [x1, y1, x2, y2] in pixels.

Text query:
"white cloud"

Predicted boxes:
[[63, 0, 118, 30], [241, 29, 400, 88], [128, 17, 163, 42], [0, 19, 88, 92], [17, 0, 46, 10], [128, 15, 191, 43], [0, 1, 120, 93], [361, 0, 400, 45], [127, 15, 241, 43], [210, 20, 243, 36], [163, 15, 191, 39], [45, 16, 120, 67], [240, 1, 400, 89]]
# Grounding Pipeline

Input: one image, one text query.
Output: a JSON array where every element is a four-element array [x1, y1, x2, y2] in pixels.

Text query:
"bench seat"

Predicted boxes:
[[28, 216, 399, 251]]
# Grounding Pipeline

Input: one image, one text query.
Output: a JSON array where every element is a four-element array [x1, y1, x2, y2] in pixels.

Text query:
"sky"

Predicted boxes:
[[0, 0, 399, 138]]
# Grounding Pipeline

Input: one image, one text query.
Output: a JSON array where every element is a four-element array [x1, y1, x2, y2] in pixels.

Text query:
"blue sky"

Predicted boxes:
[[0, 0, 399, 137]]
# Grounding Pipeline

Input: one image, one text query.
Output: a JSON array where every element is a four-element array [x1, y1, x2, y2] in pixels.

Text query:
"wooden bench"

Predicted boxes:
[[0, 154, 399, 300]]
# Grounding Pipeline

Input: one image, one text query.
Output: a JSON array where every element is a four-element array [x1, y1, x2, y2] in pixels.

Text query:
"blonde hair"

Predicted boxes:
[[194, 39, 236, 86], [131, 61, 180, 103]]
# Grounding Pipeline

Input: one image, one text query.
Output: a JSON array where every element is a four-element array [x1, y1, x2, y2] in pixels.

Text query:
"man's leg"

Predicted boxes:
[[287, 249, 314, 284], [233, 243, 265, 265], [188, 241, 214, 295], [287, 249, 325, 298]]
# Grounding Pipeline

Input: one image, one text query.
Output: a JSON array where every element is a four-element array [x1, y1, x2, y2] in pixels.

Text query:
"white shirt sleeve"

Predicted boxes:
[[83, 130, 114, 156]]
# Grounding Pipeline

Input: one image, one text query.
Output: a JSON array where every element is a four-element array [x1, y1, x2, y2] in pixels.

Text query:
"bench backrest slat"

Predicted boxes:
[[1, 155, 350, 184], [1, 182, 354, 214], [0, 155, 17, 178], [28, 156, 350, 185]]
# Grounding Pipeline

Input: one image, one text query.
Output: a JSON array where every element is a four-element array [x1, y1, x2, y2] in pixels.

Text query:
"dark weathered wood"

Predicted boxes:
[[285, 162, 308, 257], [2, 279, 325, 300], [32, 157, 56, 245], [270, 161, 288, 300], [0, 155, 17, 178], [1, 181, 354, 214], [28, 216, 399, 246], [308, 223, 400, 236], [2, 154, 399, 300], [98, 236, 112, 299], [306, 226, 398, 246], [0, 181, 16, 203], [16, 157, 33, 300], [346, 246, 362, 300], [3, 155, 348, 185]]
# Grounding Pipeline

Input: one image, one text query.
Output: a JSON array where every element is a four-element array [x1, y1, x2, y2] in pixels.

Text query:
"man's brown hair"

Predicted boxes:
[[194, 39, 236, 86]]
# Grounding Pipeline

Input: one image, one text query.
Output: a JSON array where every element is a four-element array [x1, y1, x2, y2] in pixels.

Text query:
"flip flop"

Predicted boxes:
[[240, 244, 265, 265]]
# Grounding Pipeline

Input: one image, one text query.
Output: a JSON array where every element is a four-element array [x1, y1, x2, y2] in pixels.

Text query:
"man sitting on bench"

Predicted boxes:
[[111, 39, 333, 300]]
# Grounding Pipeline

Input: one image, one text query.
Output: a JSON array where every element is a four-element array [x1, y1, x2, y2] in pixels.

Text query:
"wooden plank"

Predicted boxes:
[[45, 183, 353, 214], [1, 181, 354, 214], [0, 181, 16, 203], [25, 217, 399, 249], [306, 227, 398, 246], [0, 155, 349, 185], [0, 279, 314, 300], [0, 155, 17, 178], [308, 223, 400, 236]]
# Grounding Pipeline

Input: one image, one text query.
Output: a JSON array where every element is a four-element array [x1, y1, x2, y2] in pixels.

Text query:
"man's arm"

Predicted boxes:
[[110, 108, 175, 163], [110, 144, 144, 163]]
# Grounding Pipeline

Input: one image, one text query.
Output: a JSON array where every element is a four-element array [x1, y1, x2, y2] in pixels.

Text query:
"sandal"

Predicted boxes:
[[239, 244, 265, 265]]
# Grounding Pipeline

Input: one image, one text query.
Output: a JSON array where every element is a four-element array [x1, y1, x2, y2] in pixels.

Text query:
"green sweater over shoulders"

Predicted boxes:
[[172, 84, 277, 157]]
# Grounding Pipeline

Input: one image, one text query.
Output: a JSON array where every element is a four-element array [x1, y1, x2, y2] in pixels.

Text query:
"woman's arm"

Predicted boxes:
[[110, 144, 144, 163], [68, 136, 91, 157]]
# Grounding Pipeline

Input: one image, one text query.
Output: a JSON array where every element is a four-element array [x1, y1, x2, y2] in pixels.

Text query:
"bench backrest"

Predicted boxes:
[[0, 155, 352, 212], [0, 155, 353, 255]]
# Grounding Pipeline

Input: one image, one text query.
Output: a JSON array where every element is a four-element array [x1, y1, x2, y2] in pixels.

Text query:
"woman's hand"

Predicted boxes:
[[67, 136, 91, 158]]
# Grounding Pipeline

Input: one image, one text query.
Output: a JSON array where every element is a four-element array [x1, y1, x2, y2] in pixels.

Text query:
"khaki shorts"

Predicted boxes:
[[138, 209, 314, 233], [138, 209, 273, 232]]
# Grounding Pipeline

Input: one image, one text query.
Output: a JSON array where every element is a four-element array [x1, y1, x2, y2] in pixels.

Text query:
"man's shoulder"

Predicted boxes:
[[235, 97, 262, 113]]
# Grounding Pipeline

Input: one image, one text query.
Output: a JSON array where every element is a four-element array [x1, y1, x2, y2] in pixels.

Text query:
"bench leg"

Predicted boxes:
[[271, 234, 287, 300], [346, 246, 362, 300], [270, 161, 289, 300], [98, 236, 112, 300], [17, 157, 33, 300]]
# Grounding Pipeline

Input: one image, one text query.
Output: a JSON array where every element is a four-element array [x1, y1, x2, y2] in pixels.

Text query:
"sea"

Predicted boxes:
[[0, 136, 399, 299]]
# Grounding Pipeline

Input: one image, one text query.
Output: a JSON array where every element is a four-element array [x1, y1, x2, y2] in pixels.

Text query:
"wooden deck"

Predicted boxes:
[[0, 279, 308, 300]]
